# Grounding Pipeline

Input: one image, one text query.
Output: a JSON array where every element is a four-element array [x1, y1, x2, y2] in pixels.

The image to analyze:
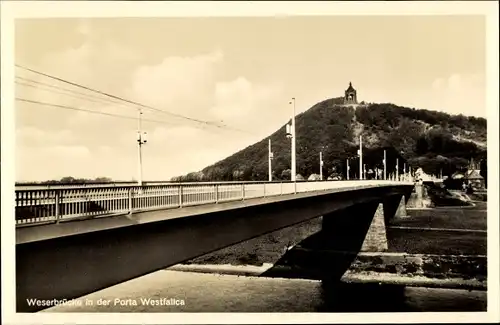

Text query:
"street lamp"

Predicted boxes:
[[268, 138, 273, 182], [287, 98, 297, 183], [346, 157, 350, 180], [319, 150, 324, 180], [136, 108, 147, 186], [357, 135, 363, 180], [383, 149, 387, 180], [396, 158, 399, 181]]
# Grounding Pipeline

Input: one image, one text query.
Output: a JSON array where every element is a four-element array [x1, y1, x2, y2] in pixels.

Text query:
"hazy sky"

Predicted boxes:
[[14, 15, 486, 182]]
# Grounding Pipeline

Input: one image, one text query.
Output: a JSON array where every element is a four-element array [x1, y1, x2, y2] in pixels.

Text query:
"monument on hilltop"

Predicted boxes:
[[344, 81, 358, 105]]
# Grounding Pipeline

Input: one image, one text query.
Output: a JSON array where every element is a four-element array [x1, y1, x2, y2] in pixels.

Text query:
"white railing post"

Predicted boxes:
[[128, 188, 133, 214], [54, 190, 60, 224], [280, 182, 283, 195], [241, 184, 245, 200], [263, 183, 266, 197], [215, 184, 219, 204]]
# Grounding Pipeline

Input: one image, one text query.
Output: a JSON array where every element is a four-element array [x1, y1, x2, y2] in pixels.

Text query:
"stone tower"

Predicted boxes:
[[344, 82, 358, 105]]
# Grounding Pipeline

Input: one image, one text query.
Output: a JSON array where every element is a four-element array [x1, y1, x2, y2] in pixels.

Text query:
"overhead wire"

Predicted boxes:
[[15, 76, 133, 109], [15, 80, 243, 134], [15, 64, 253, 135], [16, 80, 123, 108], [16, 76, 203, 129], [16, 97, 182, 127]]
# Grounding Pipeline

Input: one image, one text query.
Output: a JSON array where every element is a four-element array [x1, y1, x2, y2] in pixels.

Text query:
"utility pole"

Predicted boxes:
[[137, 108, 147, 186], [359, 136, 363, 180], [319, 151, 323, 180], [268, 138, 273, 182], [383, 149, 387, 180]]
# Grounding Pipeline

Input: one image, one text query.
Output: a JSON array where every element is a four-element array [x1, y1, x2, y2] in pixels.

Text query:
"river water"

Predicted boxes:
[[44, 269, 486, 313]]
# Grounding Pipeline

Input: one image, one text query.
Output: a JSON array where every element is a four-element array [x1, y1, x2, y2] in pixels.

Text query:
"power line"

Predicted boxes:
[[16, 80, 121, 108], [16, 76, 133, 109], [16, 77, 222, 132], [16, 97, 182, 126], [15, 64, 238, 130], [15, 80, 253, 135]]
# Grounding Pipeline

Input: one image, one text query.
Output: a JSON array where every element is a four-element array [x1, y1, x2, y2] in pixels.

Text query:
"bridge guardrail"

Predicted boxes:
[[15, 180, 413, 227]]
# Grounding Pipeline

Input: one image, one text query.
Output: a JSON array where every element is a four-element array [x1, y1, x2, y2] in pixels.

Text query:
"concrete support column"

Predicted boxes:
[[360, 203, 388, 252]]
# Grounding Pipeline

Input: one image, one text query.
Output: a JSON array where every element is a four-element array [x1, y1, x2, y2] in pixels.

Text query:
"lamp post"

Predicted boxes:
[[346, 158, 350, 180], [289, 98, 296, 182], [396, 158, 399, 181], [383, 149, 387, 180], [359, 136, 363, 180], [319, 150, 324, 180], [136, 108, 147, 186], [268, 138, 273, 182]]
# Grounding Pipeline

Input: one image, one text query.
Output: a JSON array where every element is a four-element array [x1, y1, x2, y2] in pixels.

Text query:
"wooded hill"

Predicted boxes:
[[173, 98, 487, 182]]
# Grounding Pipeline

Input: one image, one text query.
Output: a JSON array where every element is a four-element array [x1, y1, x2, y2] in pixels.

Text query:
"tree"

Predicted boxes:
[[176, 99, 486, 183]]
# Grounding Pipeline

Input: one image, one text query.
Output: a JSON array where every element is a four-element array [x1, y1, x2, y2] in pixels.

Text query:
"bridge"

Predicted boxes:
[[15, 179, 416, 312]]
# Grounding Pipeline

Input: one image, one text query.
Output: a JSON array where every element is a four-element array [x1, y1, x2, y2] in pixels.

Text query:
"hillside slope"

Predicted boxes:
[[174, 99, 486, 182]]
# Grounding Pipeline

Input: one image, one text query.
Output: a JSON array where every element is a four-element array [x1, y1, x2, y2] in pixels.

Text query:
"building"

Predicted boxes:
[[344, 82, 358, 105], [465, 169, 485, 189]]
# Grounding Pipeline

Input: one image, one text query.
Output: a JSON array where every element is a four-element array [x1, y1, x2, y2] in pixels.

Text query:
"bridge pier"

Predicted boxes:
[[321, 202, 382, 253], [320, 193, 410, 255], [383, 194, 409, 221], [360, 203, 388, 252], [406, 183, 426, 208]]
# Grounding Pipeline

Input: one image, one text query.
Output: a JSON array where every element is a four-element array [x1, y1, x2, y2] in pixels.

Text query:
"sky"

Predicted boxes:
[[14, 15, 487, 182]]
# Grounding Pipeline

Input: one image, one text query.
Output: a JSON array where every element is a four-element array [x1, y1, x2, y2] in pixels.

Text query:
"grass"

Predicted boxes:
[[386, 201, 486, 255], [387, 228, 486, 256], [391, 202, 487, 231]]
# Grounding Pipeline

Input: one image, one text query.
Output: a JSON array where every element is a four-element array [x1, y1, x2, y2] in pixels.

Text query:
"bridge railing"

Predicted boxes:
[[15, 180, 411, 227]]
